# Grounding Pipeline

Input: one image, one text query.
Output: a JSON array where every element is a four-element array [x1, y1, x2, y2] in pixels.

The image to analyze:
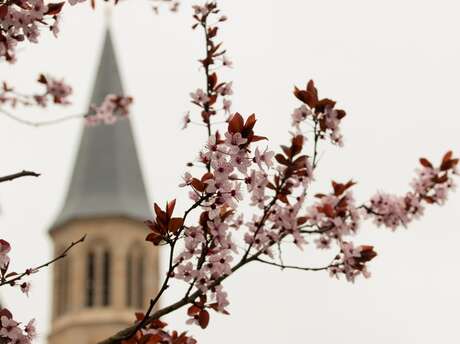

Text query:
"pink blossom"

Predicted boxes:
[[218, 82, 233, 96], [50, 15, 60, 38], [291, 105, 312, 127], [223, 99, 232, 114], [29, 0, 48, 20], [213, 285, 230, 312], [182, 111, 191, 129], [192, 4, 209, 16], [230, 151, 251, 174], [0, 316, 22, 340], [0, 239, 11, 269], [46, 77, 72, 104], [24, 319, 36, 340], [254, 147, 275, 170], [190, 88, 210, 105], [175, 262, 194, 283], [179, 172, 193, 187], [20, 282, 31, 296], [224, 132, 247, 154], [86, 95, 133, 126], [222, 55, 233, 68]]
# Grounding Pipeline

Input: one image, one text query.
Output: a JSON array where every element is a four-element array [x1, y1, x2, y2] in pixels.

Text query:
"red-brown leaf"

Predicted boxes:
[[422, 195, 435, 204], [332, 180, 356, 196], [251, 135, 268, 142], [198, 310, 210, 329], [187, 305, 201, 316], [358, 245, 377, 262], [321, 204, 335, 217], [442, 151, 453, 163], [419, 158, 433, 168], [209, 73, 218, 90], [297, 216, 308, 225], [315, 98, 336, 113], [336, 109, 346, 119], [45, 2, 64, 15], [278, 193, 290, 205], [145, 232, 162, 245], [208, 26, 218, 38], [168, 218, 183, 233], [228, 113, 244, 133], [0, 5, 8, 20], [244, 113, 257, 131], [154, 203, 167, 224], [275, 154, 289, 166], [293, 88, 316, 108], [291, 135, 304, 156], [201, 172, 214, 182], [166, 199, 176, 218], [37, 74, 47, 84], [191, 178, 205, 192], [440, 151, 456, 171]]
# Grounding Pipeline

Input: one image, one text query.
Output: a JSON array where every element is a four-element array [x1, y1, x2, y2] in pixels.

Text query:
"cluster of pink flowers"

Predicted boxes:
[[0, 0, 66, 62], [0, 239, 34, 296], [0, 0, 103, 63], [36, 74, 72, 105], [115, 2, 460, 344], [329, 242, 376, 281], [0, 310, 36, 344], [292, 81, 347, 146], [300, 181, 378, 281], [366, 153, 458, 230], [85, 94, 133, 126], [174, 116, 270, 318], [0, 74, 72, 109], [182, 1, 232, 129]]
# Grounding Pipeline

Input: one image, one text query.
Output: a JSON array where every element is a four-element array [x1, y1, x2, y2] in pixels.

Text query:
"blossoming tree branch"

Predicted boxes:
[[0, 1, 458, 344], [99, 2, 455, 344]]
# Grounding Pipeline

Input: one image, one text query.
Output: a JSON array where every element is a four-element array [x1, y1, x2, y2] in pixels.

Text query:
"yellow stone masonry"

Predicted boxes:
[[48, 217, 159, 344]]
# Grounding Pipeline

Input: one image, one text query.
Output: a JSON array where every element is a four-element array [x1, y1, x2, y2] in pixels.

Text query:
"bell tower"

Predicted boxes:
[[48, 29, 158, 344]]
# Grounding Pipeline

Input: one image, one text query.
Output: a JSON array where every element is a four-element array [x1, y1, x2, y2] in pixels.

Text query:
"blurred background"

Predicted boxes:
[[0, 0, 459, 343]]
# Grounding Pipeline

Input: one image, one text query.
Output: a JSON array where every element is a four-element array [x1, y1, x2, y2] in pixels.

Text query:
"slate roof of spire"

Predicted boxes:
[[51, 29, 151, 231]]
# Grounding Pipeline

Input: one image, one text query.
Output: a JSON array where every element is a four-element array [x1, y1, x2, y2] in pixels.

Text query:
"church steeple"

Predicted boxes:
[[52, 29, 151, 231], [48, 29, 159, 344]]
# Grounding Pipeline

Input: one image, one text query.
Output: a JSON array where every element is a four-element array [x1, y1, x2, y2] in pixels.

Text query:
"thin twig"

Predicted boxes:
[[0, 170, 40, 183], [1, 235, 86, 286], [255, 257, 337, 272], [0, 108, 85, 127]]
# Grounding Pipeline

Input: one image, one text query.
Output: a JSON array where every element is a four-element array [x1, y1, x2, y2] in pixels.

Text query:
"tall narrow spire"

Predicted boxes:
[[52, 29, 151, 230]]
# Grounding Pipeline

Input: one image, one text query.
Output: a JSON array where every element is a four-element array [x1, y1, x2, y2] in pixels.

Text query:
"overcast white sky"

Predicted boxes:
[[0, 0, 459, 343]]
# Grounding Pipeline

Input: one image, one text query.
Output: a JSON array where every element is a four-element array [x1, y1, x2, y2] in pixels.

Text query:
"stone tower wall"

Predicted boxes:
[[48, 217, 159, 344]]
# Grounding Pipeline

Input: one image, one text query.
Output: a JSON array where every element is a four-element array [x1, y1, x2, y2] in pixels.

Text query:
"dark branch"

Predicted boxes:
[[127, 298, 157, 339], [0, 235, 86, 287], [0, 170, 40, 183]]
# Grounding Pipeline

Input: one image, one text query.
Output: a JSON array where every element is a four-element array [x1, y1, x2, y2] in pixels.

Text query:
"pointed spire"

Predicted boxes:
[[51, 29, 151, 230]]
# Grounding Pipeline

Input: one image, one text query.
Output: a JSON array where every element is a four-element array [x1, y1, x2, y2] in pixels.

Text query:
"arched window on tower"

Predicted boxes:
[[126, 253, 133, 307], [55, 246, 71, 316], [126, 243, 145, 309], [85, 251, 95, 307], [85, 241, 112, 308], [102, 250, 111, 306], [136, 254, 144, 309]]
